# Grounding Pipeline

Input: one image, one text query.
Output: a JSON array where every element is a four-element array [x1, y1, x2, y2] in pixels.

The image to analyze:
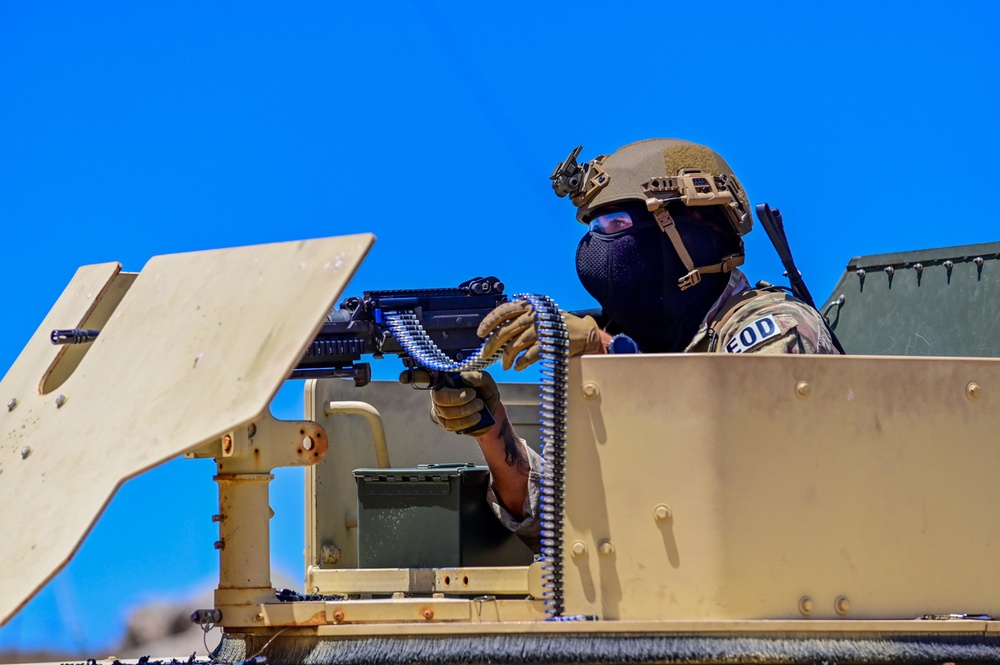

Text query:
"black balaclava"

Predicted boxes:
[[576, 202, 734, 352]]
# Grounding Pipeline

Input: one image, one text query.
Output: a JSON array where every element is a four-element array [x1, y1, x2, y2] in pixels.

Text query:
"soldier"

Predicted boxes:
[[407, 138, 840, 548]]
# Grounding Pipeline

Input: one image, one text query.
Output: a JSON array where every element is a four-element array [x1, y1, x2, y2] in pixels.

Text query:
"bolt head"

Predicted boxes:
[[795, 381, 811, 398], [20, 446, 32, 460], [6, 398, 17, 412], [798, 596, 814, 616], [835, 595, 851, 615], [214, 540, 224, 550], [967, 382, 982, 400], [302, 435, 315, 451], [597, 540, 615, 557], [55, 394, 66, 408], [653, 504, 672, 522], [570, 541, 588, 558], [582, 382, 600, 399], [421, 608, 434, 620], [332, 609, 345, 622]]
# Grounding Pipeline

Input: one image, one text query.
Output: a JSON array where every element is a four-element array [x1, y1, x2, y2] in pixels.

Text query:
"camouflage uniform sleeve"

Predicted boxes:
[[716, 292, 841, 355], [485, 443, 542, 553]]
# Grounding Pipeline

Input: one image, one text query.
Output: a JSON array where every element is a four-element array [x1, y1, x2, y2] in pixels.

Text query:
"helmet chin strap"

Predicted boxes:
[[646, 197, 745, 291]]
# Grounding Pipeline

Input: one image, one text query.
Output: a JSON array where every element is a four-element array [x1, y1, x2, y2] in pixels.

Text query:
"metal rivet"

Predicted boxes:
[[302, 436, 315, 451], [421, 608, 434, 620], [884, 266, 895, 276], [913, 263, 923, 273], [570, 541, 588, 558], [55, 394, 66, 408], [598, 540, 615, 557], [582, 382, 600, 400], [653, 504, 672, 522], [222, 435, 233, 454], [967, 382, 981, 400], [6, 398, 17, 412], [332, 609, 345, 622], [255, 612, 264, 621], [974, 257, 984, 267], [835, 596, 851, 615], [795, 381, 811, 398], [798, 596, 814, 616], [20, 446, 32, 460]]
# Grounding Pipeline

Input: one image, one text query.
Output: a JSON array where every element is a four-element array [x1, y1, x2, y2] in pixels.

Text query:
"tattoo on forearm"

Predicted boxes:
[[499, 419, 530, 474]]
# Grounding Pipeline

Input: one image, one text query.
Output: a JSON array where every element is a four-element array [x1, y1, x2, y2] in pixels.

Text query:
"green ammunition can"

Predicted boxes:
[[354, 463, 533, 569]]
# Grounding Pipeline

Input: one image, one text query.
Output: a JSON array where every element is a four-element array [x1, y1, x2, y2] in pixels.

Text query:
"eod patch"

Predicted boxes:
[[724, 314, 781, 353]]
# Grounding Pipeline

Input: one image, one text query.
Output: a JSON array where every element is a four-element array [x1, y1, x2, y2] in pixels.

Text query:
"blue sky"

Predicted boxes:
[[2, 1, 998, 654]]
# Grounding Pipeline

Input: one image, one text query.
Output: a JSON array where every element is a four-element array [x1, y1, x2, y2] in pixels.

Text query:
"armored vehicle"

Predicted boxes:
[[3, 234, 1000, 664]]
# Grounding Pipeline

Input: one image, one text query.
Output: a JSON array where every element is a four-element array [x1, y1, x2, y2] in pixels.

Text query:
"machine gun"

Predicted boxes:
[[52, 275, 509, 430], [292, 275, 507, 387]]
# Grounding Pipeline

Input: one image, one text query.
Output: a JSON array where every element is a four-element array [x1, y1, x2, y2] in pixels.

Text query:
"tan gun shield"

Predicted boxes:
[[0, 234, 373, 625]]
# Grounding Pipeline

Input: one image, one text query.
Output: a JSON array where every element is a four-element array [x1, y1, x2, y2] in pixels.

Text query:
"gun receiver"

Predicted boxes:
[[293, 276, 507, 387]]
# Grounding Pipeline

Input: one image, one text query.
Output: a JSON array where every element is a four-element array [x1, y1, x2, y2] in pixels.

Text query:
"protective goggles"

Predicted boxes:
[[588, 210, 635, 234]]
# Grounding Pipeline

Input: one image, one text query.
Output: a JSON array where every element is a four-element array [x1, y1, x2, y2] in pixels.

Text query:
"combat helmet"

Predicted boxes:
[[551, 138, 752, 290]]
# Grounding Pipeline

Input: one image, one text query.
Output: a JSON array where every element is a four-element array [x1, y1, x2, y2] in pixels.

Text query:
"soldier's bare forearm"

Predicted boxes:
[[474, 401, 530, 519]]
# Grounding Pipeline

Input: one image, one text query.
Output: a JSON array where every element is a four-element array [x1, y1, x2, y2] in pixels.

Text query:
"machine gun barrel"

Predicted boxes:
[[50, 328, 101, 345]]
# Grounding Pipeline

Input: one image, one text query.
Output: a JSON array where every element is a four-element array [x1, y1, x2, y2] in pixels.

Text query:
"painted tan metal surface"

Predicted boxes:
[[304, 379, 543, 572], [564, 353, 1000, 621], [262, 597, 547, 627], [303, 616, 997, 636], [185, 411, 332, 626], [306, 566, 529, 595], [0, 234, 374, 626]]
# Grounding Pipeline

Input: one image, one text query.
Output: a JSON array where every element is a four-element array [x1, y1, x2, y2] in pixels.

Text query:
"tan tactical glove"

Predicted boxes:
[[477, 300, 603, 371], [399, 368, 500, 436]]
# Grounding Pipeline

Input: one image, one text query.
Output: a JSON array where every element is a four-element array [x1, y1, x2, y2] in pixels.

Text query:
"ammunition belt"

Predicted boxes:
[[384, 294, 571, 620]]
